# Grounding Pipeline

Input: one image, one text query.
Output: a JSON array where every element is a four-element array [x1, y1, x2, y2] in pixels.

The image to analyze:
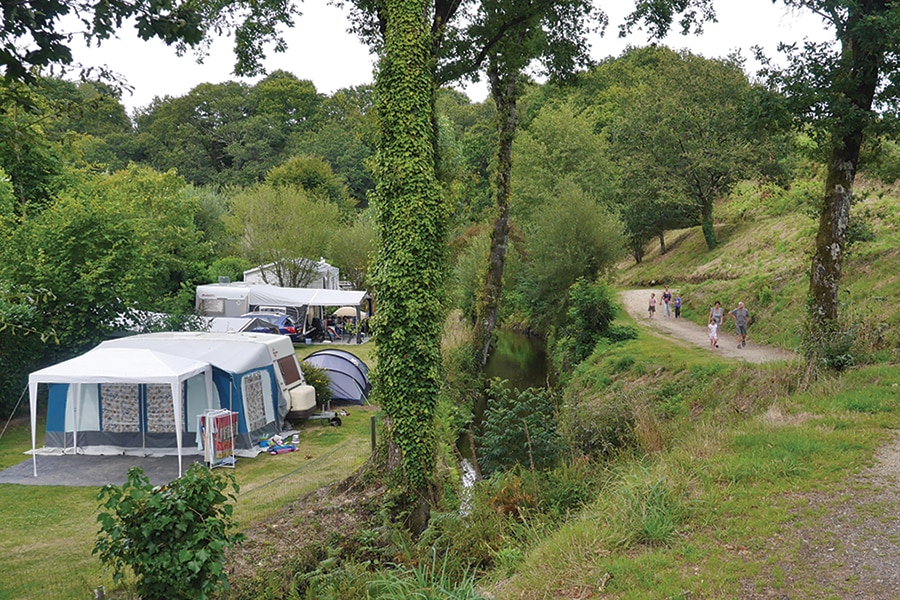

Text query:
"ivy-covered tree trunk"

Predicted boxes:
[[473, 64, 518, 369], [370, 0, 448, 532]]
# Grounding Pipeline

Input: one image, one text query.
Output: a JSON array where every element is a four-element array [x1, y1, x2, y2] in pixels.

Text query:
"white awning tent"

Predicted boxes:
[[196, 283, 368, 310], [28, 347, 215, 478]]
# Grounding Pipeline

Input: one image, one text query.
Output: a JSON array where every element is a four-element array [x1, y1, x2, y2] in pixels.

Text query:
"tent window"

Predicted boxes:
[[146, 384, 177, 433], [243, 371, 267, 432], [100, 384, 140, 432], [277, 355, 302, 386]]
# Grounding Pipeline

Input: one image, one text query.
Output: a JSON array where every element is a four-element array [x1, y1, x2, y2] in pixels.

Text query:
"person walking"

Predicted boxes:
[[648, 292, 657, 319], [709, 301, 724, 348], [730, 301, 750, 348], [673, 293, 682, 318], [708, 317, 718, 350], [662, 286, 672, 317]]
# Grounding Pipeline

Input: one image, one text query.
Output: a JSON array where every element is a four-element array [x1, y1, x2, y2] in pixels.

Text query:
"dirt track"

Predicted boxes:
[[619, 289, 797, 364]]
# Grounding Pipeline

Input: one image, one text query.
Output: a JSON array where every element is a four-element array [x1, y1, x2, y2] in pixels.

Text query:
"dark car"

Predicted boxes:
[[239, 312, 302, 342]]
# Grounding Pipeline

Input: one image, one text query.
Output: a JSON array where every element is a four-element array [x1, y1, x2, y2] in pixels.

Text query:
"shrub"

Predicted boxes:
[[559, 392, 637, 460], [478, 380, 562, 476], [300, 361, 333, 407], [94, 465, 244, 600]]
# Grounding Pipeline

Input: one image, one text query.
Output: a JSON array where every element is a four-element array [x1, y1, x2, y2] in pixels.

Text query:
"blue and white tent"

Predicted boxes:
[[29, 332, 316, 477]]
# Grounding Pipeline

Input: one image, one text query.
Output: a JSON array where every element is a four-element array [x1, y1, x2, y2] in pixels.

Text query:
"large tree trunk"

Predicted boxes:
[[808, 5, 881, 325], [809, 141, 859, 322], [473, 64, 518, 368], [371, 0, 446, 532]]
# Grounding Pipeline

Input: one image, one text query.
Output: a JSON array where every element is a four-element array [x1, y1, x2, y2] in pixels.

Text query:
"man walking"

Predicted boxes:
[[730, 301, 750, 348]]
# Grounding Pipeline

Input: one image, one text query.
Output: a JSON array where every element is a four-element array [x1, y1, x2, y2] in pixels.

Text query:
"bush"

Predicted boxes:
[[0, 286, 56, 416], [559, 392, 637, 460], [301, 362, 333, 407], [478, 380, 562, 476], [94, 465, 244, 599]]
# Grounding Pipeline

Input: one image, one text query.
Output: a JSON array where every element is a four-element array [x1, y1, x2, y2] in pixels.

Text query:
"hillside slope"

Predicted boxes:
[[614, 183, 900, 361], [488, 182, 900, 599]]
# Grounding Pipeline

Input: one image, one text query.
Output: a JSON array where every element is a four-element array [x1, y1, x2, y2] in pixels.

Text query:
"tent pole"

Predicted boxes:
[[73, 383, 81, 455], [29, 380, 37, 477], [173, 381, 183, 477]]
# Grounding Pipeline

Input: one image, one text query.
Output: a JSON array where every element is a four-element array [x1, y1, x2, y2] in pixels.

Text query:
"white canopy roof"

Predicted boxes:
[[29, 347, 211, 385], [196, 283, 368, 308], [28, 347, 215, 478], [100, 332, 277, 374]]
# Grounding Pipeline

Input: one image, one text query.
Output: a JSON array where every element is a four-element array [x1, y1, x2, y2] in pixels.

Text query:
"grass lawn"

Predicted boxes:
[[0, 344, 379, 600]]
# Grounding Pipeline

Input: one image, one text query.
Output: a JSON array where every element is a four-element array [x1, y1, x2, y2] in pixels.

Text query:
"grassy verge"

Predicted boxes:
[[0, 400, 378, 600], [490, 326, 900, 599]]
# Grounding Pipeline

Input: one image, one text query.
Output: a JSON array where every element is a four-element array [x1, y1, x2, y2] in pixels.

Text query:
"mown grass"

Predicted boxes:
[[0, 381, 379, 599]]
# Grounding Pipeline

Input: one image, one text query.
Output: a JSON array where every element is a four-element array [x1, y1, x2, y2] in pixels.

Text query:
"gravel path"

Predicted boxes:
[[621, 288, 900, 598], [619, 289, 797, 363]]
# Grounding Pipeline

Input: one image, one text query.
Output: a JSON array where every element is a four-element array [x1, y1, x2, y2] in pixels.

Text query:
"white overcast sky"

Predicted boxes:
[[68, 1, 834, 114]]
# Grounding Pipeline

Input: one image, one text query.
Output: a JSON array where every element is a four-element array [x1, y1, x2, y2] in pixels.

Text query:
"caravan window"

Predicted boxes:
[[277, 355, 303, 386], [200, 298, 226, 316]]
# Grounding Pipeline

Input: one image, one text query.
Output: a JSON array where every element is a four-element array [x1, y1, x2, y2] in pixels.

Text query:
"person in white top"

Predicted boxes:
[[708, 317, 718, 350]]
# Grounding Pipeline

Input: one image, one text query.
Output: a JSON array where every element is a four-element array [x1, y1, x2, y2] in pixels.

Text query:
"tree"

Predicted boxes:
[[265, 154, 355, 212], [621, 0, 900, 346], [513, 178, 625, 333], [757, 1, 900, 329], [0, 165, 210, 353], [366, 0, 451, 531], [293, 85, 377, 205], [223, 185, 341, 287], [0, 0, 297, 84], [0, 83, 71, 213], [443, 0, 601, 368], [610, 48, 779, 251], [329, 213, 377, 291], [133, 81, 288, 187]]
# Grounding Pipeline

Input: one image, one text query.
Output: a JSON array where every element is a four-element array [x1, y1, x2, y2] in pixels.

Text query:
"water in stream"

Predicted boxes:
[[484, 329, 549, 391]]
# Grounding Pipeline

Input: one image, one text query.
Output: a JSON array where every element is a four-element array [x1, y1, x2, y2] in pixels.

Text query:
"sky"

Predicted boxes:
[[68, 1, 835, 114]]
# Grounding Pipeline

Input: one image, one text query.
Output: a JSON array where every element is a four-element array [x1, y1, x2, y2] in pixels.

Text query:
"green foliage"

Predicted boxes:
[[559, 391, 637, 460], [0, 285, 55, 415], [93, 465, 244, 600], [608, 46, 790, 252], [478, 380, 562, 475], [300, 362, 333, 408], [265, 154, 355, 212], [512, 179, 625, 333], [0, 164, 210, 353], [223, 184, 342, 287], [206, 256, 253, 284], [554, 278, 620, 368], [512, 102, 616, 224], [368, 0, 449, 502], [0, 0, 297, 84], [365, 548, 484, 599], [328, 212, 377, 291], [0, 83, 70, 211]]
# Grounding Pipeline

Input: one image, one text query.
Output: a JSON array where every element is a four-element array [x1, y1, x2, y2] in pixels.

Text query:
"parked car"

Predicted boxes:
[[239, 312, 301, 342]]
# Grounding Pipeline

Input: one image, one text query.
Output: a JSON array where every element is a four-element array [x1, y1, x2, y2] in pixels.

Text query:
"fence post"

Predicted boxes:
[[370, 415, 377, 453]]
